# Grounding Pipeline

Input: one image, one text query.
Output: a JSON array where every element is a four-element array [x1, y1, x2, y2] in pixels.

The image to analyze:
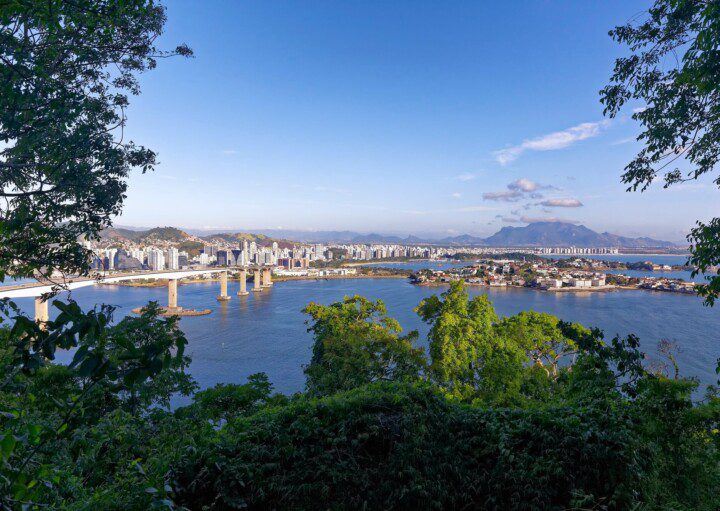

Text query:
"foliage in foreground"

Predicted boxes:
[[0, 284, 719, 509], [601, 0, 720, 305], [174, 382, 642, 510]]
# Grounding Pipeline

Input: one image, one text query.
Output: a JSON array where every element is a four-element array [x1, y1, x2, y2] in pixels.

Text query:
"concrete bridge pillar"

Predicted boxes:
[[237, 269, 249, 296], [217, 271, 231, 301], [34, 297, 49, 328], [263, 268, 273, 287], [253, 269, 263, 292], [168, 279, 179, 310]]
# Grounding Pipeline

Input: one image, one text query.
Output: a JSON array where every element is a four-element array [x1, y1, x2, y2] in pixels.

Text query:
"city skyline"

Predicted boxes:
[[116, 1, 718, 242]]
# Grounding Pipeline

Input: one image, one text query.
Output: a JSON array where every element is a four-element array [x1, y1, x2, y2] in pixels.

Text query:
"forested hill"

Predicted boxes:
[[99, 226, 295, 248]]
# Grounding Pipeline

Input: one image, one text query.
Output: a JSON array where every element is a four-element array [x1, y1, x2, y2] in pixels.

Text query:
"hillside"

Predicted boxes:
[[101, 226, 192, 243], [201, 232, 295, 249]]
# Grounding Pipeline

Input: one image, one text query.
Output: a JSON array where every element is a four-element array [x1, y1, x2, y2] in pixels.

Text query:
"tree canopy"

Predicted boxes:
[[0, 0, 191, 282], [303, 295, 426, 396], [601, 0, 720, 305]]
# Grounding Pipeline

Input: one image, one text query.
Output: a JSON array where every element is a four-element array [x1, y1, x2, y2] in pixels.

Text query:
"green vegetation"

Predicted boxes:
[[303, 296, 425, 396], [0, 0, 191, 282], [3, 285, 720, 509], [141, 227, 191, 243], [602, 0, 720, 304], [1, 0, 720, 508], [202, 232, 292, 249], [177, 240, 204, 257]]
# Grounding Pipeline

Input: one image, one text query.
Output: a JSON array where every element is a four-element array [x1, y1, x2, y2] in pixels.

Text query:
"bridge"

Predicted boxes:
[[0, 266, 274, 323]]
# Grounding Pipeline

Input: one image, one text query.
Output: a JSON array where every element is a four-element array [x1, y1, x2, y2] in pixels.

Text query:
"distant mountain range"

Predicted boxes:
[[102, 222, 678, 249], [479, 222, 676, 248]]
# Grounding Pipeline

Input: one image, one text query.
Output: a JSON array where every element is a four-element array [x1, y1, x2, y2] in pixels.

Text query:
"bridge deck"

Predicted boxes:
[[0, 268, 245, 299]]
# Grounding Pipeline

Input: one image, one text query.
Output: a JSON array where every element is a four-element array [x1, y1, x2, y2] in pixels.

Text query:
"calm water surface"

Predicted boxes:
[[8, 274, 720, 399]]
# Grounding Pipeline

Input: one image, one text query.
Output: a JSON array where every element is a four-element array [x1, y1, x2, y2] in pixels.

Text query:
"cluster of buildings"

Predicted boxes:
[[85, 240, 331, 273], [637, 278, 695, 294], [211, 241, 328, 269], [411, 259, 611, 290], [333, 244, 433, 260], [325, 244, 623, 261], [535, 247, 620, 255], [90, 247, 187, 271], [410, 257, 694, 294]]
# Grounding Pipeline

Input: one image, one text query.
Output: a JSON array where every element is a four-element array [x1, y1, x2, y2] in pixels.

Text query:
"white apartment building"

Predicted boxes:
[[165, 247, 179, 270], [147, 249, 165, 271]]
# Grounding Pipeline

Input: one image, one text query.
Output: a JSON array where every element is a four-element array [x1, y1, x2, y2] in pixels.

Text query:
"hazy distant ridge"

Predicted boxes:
[[102, 222, 677, 248]]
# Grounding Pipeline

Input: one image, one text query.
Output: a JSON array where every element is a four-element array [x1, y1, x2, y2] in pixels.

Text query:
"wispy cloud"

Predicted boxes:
[[221, 149, 238, 155], [451, 192, 462, 199], [611, 136, 637, 146], [493, 120, 610, 165], [540, 198, 583, 208], [520, 216, 579, 224], [483, 178, 555, 202], [482, 190, 523, 202], [455, 172, 477, 182]]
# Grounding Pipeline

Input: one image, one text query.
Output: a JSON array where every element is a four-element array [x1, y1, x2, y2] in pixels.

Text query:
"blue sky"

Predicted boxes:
[[117, 0, 719, 242]]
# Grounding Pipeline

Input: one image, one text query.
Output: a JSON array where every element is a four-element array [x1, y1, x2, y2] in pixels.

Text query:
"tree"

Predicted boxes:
[[495, 311, 581, 378], [416, 281, 524, 400], [303, 296, 426, 396], [0, 2, 192, 506], [0, 0, 192, 282], [601, 0, 720, 305]]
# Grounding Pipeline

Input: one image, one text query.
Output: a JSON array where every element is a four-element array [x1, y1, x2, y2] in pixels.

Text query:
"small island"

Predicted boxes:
[[410, 256, 699, 295]]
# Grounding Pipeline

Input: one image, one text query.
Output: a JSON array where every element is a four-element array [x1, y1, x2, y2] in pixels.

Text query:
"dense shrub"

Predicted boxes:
[[174, 382, 642, 510]]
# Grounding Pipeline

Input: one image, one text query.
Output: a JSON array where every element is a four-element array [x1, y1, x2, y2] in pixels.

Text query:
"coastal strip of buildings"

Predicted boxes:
[[87, 239, 625, 273]]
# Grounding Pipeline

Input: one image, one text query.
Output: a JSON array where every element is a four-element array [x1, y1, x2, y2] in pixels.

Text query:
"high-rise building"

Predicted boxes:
[[147, 249, 165, 271], [217, 250, 230, 266], [166, 247, 179, 270], [104, 248, 117, 270]]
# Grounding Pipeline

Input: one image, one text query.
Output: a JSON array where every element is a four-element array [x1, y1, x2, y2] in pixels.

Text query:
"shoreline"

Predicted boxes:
[[413, 281, 696, 296], [102, 273, 408, 288], [99, 273, 697, 297]]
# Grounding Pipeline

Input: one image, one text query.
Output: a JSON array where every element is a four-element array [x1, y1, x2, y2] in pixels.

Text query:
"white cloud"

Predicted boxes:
[[455, 172, 477, 181], [451, 192, 462, 199], [507, 178, 539, 192], [493, 120, 610, 165], [483, 178, 556, 202], [540, 198, 583, 208], [632, 106, 647, 113]]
